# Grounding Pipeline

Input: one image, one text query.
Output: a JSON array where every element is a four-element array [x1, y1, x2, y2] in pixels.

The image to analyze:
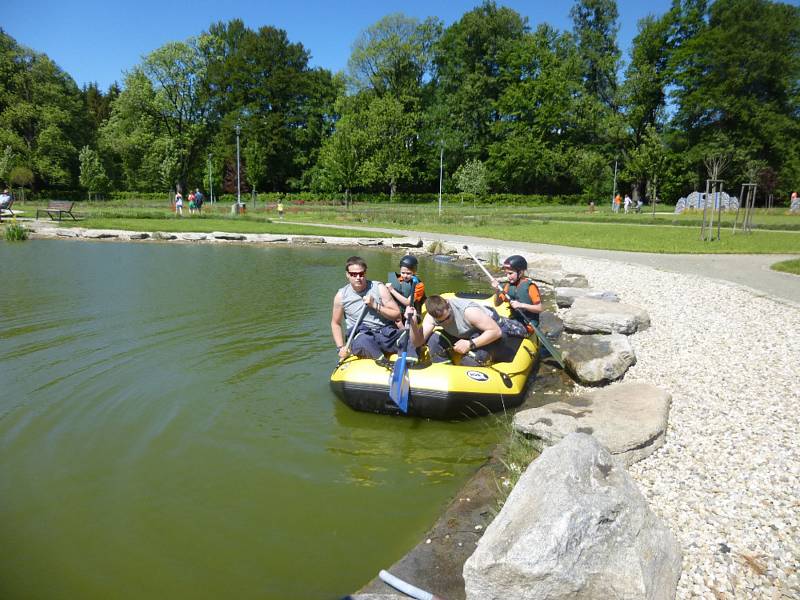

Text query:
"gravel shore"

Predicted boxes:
[[539, 252, 800, 599]]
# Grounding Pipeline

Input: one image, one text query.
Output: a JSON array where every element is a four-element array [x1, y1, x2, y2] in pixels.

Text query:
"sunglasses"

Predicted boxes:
[[347, 270, 366, 278], [432, 310, 451, 326]]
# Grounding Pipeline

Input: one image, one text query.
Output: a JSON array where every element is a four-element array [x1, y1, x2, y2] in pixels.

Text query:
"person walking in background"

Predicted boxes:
[[624, 194, 632, 214], [174, 190, 183, 216], [277, 199, 284, 219], [188, 190, 197, 214], [194, 188, 204, 213], [613, 193, 621, 213]]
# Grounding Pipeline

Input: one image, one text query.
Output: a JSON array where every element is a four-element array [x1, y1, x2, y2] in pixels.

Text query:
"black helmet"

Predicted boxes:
[[399, 255, 418, 269], [503, 255, 527, 271]]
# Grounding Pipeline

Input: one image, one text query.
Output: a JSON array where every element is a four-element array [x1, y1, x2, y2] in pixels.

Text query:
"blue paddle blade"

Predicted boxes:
[[389, 352, 410, 413]]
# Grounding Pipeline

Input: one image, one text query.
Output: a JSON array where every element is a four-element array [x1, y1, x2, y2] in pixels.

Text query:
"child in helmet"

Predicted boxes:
[[386, 254, 426, 314], [490, 255, 542, 326]]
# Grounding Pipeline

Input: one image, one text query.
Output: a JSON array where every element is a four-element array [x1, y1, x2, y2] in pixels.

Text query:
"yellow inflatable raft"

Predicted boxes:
[[330, 292, 539, 419]]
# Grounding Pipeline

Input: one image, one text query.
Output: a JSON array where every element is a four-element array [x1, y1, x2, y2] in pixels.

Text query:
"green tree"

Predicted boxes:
[[78, 145, 109, 200], [433, 1, 528, 169], [454, 159, 489, 198], [0, 144, 14, 186], [203, 20, 338, 191], [0, 29, 88, 189], [101, 38, 213, 192], [487, 24, 582, 193], [669, 0, 800, 197], [348, 13, 441, 98]]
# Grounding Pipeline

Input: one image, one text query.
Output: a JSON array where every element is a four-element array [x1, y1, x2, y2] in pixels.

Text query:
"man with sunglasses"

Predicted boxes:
[[331, 256, 403, 361], [407, 295, 523, 367]]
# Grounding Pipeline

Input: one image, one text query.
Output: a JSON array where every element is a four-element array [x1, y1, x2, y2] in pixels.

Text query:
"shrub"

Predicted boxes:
[[5, 221, 28, 241]]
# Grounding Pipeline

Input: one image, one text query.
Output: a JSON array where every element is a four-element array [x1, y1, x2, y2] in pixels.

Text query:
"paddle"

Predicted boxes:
[[462, 245, 565, 368], [388, 282, 416, 413]]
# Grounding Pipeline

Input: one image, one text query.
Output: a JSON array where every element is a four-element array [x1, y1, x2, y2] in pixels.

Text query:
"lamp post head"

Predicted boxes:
[[235, 124, 241, 135]]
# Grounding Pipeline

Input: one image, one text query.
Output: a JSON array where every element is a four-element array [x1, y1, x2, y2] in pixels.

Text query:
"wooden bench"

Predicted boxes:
[[36, 200, 78, 221]]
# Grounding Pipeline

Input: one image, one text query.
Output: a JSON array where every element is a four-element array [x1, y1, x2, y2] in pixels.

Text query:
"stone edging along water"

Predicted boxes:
[[26, 225, 800, 599]]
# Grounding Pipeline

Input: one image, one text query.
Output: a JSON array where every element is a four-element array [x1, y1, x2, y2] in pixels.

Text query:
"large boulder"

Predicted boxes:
[[563, 297, 650, 334], [561, 333, 636, 385], [513, 383, 671, 466], [555, 287, 620, 308], [463, 433, 682, 600]]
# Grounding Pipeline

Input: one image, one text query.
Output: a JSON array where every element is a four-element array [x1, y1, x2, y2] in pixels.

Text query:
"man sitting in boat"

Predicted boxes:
[[490, 254, 543, 326], [407, 295, 525, 367], [332, 256, 403, 361]]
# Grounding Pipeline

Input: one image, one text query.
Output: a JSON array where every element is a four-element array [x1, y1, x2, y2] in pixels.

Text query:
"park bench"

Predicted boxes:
[[37, 200, 78, 221], [0, 197, 15, 221]]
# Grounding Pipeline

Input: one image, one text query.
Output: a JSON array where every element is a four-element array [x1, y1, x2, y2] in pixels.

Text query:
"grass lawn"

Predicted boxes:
[[771, 258, 800, 275], [287, 208, 800, 254], [17, 199, 800, 253]]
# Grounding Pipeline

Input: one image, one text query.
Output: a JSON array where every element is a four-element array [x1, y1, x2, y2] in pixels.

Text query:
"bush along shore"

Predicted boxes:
[[22, 225, 800, 599]]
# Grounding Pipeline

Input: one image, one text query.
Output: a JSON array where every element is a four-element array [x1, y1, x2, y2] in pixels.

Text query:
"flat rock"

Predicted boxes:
[[152, 232, 178, 240], [357, 238, 384, 246], [126, 232, 150, 240], [513, 383, 671, 466], [555, 287, 620, 308], [555, 272, 589, 287], [55, 229, 80, 237], [463, 433, 682, 600], [180, 232, 208, 241], [291, 235, 326, 244], [251, 234, 289, 243], [391, 237, 423, 248], [212, 232, 247, 241], [563, 297, 650, 334]]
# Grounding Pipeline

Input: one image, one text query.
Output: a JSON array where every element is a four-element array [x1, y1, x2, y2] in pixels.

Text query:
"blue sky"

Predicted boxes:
[[5, 0, 674, 90]]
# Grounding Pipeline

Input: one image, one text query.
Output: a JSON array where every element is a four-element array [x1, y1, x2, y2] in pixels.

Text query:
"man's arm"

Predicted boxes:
[[452, 307, 501, 355], [331, 292, 346, 356], [375, 283, 402, 321]]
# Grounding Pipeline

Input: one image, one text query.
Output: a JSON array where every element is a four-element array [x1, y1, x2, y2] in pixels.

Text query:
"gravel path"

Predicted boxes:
[[462, 240, 800, 599]]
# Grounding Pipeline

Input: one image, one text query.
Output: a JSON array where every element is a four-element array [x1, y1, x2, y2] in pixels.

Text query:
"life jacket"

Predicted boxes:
[[388, 272, 426, 312]]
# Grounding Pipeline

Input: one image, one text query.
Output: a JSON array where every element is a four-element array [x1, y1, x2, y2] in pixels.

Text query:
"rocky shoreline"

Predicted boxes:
[[23, 225, 800, 598]]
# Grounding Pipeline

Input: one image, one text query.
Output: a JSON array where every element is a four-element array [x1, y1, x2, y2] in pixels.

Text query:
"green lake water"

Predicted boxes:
[[0, 239, 501, 600]]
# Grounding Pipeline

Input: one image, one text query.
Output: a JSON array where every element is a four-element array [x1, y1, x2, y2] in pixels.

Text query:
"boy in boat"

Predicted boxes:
[[406, 295, 524, 367], [385, 254, 426, 315], [490, 255, 543, 327], [332, 256, 403, 361]]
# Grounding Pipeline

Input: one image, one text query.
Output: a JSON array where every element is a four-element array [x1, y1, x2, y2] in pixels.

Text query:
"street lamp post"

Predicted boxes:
[[235, 124, 242, 210], [438, 140, 444, 217]]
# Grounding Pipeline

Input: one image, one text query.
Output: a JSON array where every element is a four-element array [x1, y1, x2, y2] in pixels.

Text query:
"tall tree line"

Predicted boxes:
[[1, 0, 798, 202]]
